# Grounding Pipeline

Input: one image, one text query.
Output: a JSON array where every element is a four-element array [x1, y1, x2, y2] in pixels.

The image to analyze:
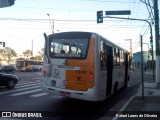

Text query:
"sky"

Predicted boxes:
[[0, 0, 159, 56]]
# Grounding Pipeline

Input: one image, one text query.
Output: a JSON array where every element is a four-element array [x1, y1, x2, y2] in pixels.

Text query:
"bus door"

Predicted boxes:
[[125, 53, 129, 84], [106, 45, 113, 96]]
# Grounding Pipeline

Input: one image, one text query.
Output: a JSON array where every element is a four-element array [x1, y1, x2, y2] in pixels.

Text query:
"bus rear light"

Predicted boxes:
[[43, 68, 47, 76], [89, 75, 93, 79], [89, 70, 94, 82]]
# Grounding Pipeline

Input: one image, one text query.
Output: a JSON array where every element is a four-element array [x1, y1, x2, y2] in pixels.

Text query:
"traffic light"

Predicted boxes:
[[97, 11, 103, 23], [3, 42, 5, 47], [150, 40, 153, 47], [8, 0, 15, 6]]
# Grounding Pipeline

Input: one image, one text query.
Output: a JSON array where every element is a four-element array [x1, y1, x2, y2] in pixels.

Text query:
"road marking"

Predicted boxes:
[[37, 73, 42, 75], [30, 93, 48, 97], [0, 85, 42, 95], [10, 89, 42, 96], [112, 95, 135, 120], [50, 96, 63, 99], [16, 83, 42, 88], [18, 80, 41, 84], [31, 77, 42, 80]]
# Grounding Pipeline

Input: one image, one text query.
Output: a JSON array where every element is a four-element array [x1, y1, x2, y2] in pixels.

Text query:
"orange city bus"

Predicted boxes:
[[42, 31, 130, 101]]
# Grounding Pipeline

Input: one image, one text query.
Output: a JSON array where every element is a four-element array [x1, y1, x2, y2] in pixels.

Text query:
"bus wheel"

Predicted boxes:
[[113, 82, 118, 94]]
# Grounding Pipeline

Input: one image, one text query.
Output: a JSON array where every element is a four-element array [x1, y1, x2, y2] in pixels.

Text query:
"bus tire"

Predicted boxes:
[[113, 82, 118, 94]]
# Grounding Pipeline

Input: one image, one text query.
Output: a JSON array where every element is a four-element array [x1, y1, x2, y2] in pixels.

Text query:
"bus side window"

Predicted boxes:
[[113, 48, 117, 67], [100, 41, 107, 70]]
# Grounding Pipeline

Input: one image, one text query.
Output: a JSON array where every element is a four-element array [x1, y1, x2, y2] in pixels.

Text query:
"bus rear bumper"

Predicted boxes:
[[42, 82, 105, 101]]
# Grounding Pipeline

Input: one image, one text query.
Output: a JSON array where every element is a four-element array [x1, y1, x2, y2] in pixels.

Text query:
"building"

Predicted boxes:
[[133, 51, 156, 69]]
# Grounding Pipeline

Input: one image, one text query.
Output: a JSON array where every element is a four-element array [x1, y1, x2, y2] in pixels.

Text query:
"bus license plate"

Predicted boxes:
[[51, 80, 56, 86]]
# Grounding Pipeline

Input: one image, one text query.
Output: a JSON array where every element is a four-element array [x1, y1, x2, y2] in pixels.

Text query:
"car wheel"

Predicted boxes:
[[6, 79, 15, 89]]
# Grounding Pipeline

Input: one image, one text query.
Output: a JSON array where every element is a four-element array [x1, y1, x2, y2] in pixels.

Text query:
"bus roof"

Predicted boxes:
[[48, 31, 129, 53], [49, 31, 92, 39]]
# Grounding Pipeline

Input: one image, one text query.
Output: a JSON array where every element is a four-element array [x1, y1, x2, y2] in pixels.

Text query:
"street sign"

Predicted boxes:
[[105, 10, 131, 15]]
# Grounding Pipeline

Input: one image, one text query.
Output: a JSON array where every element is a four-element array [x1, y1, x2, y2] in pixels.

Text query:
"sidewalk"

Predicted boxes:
[[116, 81, 160, 120]]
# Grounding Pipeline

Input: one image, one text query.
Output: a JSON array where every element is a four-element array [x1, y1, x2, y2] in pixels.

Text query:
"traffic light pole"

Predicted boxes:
[[154, 0, 160, 83], [0, 42, 5, 47], [104, 16, 155, 82]]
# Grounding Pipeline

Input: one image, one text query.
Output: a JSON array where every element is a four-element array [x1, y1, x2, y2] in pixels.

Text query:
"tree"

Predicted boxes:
[[38, 48, 44, 57], [23, 49, 32, 58], [0, 47, 17, 64], [34, 55, 43, 60]]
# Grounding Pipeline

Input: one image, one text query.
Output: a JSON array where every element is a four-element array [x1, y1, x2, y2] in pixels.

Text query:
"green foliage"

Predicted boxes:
[[0, 47, 17, 64], [23, 49, 32, 57], [34, 55, 43, 60]]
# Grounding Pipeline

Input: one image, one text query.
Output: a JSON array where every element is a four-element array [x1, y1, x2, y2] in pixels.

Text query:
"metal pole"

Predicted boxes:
[[143, 43, 150, 67], [141, 35, 144, 99], [47, 13, 54, 33], [105, 16, 155, 82], [125, 39, 132, 69], [154, 0, 160, 83], [31, 39, 33, 57]]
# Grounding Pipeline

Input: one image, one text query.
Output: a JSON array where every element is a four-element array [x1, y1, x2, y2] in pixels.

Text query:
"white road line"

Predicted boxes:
[[31, 77, 42, 80], [0, 85, 42, 95], [112, 95, 135, 120], [16, 83, 42, 88], [50, 96, 63, 99], [30, 93, 48, 97], [10, 89, 42, 96], [18, 80, 41, 84]]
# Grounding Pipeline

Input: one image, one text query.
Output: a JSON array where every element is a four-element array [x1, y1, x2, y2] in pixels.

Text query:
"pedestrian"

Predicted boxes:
[[144, 66, 146, 72]]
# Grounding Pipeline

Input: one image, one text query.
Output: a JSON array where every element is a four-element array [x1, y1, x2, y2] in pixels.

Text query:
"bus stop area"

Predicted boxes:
[[114, 81, 160, 120]]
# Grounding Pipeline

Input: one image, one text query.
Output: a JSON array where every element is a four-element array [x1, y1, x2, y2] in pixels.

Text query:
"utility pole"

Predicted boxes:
[[31, 39, 33, 57], [125, 39, 133, 68], [140, 35, 144, 99], [47, 13, 54, 34], [143, 43, 150, 62], [154, 0, 160, 83]]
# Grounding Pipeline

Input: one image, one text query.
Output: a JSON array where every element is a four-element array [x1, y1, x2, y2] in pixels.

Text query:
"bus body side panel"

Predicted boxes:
[[94, 36, 108, 101]]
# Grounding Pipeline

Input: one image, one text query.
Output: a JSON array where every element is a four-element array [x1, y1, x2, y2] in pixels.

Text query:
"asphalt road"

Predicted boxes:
[[0, 70, 153, 120]]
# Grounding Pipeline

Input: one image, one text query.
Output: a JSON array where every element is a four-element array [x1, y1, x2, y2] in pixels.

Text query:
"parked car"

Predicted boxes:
[[1, 65, 16, 73], [26, 66, 40, 72], [0, 66, 3, 73], [0, 73, 19, 89]]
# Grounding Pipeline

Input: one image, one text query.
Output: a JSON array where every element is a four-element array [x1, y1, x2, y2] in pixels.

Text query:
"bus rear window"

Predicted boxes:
[[49, 38, 89, 59]]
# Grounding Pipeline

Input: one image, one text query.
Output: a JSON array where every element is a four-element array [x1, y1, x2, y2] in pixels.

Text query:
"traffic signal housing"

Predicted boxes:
[[150, 40, 153, 47], [3, 42, 5, 47], [97, 11, 103, 23], [8, 0, 15, 6]]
